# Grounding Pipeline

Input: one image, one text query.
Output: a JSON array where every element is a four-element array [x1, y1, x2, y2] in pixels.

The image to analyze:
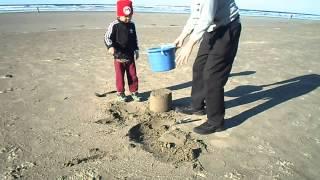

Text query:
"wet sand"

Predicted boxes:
[[0, 12, 320, 179]]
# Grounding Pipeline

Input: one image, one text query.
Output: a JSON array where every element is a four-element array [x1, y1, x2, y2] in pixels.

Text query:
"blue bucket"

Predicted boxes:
[[147, 44, 176, 72]]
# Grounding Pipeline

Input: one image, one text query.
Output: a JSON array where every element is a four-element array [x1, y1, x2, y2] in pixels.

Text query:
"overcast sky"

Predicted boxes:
[[0, 0, 319, 15]]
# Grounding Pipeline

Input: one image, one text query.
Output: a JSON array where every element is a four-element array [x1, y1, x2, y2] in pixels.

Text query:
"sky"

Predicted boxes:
[[0, 0, 319, 15]]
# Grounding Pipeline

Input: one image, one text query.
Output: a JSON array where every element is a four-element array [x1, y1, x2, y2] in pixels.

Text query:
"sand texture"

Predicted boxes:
[[0, 12, 320, 179]]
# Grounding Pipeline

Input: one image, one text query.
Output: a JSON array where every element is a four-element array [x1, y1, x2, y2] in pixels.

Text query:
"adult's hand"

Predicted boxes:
[[173, 33, 188, 48], [175, 40, 196, 66]]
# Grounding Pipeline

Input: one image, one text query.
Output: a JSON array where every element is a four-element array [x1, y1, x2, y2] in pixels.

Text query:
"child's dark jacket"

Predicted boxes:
[[104, 20, 139, 60]]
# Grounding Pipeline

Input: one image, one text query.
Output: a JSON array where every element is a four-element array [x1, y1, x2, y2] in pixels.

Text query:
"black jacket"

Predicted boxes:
[[104, 20, 139, 59]]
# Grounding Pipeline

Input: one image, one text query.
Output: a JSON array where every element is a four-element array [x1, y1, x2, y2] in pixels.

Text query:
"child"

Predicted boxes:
[[104, 0, 141, 102]]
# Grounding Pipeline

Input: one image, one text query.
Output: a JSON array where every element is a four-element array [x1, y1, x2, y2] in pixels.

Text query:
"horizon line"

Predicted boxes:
[[0, 4, 319, 16]]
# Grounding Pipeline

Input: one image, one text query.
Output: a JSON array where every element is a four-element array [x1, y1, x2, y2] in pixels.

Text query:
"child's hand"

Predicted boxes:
[[135, 50, 139, 60], [108, 47, 115, 55]]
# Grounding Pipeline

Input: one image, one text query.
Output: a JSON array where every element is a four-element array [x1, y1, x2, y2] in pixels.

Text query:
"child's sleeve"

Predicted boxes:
[[132, 23, 139, 51], [104, 22, 116, 49]]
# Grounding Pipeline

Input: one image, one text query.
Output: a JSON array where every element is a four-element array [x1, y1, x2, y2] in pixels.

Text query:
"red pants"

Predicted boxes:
[[114, 59, 138, 93]]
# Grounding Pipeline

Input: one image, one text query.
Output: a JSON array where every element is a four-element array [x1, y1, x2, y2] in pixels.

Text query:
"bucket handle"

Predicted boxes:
[[160, 44, 175, 55], [160, 45, 166, 55]]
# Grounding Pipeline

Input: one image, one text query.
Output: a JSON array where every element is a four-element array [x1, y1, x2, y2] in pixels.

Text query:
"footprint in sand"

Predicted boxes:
[[224, 170, 244, 180], [0, 74, 14, 94], [0, 74, 13, 79], [276, 159, 294, 176], [57, 168, 101, 180], [208, 132, 231, 148], [63, 148, 106, 167], [209, 139, 230, 148], [94, 90, 117, 97], [302, 152, 312, 159], [0, 88, 14, 94], [48, 27, 57, 30]]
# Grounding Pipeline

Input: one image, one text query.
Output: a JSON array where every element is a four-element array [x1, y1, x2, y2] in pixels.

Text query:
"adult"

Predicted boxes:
[[174, 0, 242, 134]]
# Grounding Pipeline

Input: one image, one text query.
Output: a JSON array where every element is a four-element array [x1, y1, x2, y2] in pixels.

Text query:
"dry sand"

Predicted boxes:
[[0, 12, 320, 179]]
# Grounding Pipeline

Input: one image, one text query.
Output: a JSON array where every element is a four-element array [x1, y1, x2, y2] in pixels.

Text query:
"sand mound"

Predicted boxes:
[[96, 102, 207, 167]]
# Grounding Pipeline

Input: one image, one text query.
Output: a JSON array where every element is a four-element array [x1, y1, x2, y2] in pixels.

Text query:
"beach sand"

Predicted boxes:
[[0, 12, 320, 179]]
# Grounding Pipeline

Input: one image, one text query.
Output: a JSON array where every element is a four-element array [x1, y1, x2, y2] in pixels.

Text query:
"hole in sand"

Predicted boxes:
[[127, 115, 207, 164], [99, 102, 207, 165]]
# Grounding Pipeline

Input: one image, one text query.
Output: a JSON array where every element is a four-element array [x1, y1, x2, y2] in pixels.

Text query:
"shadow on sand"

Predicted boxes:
[[143, 72, 319, 131], [224, 74, 320, 129], [139, 70, 256, 103]]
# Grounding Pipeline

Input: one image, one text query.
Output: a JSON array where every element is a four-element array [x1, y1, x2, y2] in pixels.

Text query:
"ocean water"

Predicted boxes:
[[0, 4, 319, 21]]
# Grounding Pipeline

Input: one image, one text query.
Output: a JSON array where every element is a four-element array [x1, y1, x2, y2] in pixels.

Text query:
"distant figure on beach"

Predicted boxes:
[[104, 0, 141, 102], [174, 0, 242, 135]]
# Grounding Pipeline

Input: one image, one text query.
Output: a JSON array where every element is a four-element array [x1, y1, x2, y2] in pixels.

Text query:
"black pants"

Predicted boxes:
[[191, 19, 241, 126]]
